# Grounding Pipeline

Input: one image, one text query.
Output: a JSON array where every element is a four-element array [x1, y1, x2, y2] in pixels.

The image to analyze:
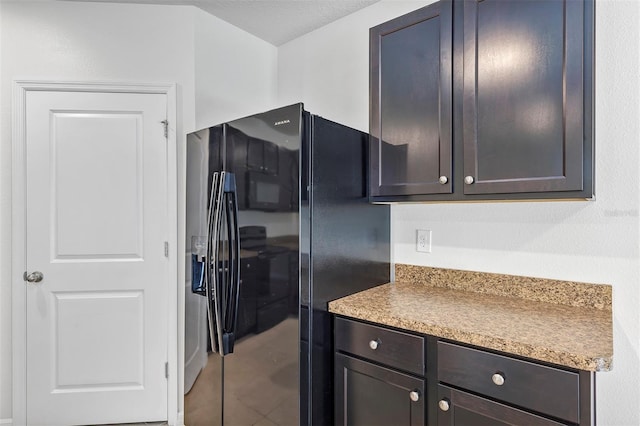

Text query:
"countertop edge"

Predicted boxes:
[[328, 299, 613, 373]]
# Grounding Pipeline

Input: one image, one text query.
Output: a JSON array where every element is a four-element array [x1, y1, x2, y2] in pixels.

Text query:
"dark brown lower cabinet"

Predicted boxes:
[[436, 341, 581, 424], [333, 316, 595, 426], [436, 385, 567, 426], [334, 353, 425, 426]]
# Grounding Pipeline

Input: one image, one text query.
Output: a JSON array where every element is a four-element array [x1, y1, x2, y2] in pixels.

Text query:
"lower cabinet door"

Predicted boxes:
[[335, 353, 425, 426], [436, 385, 568, 426]]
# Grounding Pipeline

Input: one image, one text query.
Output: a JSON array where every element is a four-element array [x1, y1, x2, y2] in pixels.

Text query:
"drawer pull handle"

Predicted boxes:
[[492, 373, 505, 386], [368, 339, 381, 350], [438, 399, 450, 412], [409, 390, 420, 402]]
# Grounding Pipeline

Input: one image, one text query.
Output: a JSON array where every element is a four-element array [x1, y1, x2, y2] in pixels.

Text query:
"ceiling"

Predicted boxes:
[[67, 0, 382, 46]]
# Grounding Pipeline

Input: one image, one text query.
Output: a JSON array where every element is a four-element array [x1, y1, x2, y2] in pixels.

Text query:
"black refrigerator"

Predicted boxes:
[[185, 103, 389, 425]]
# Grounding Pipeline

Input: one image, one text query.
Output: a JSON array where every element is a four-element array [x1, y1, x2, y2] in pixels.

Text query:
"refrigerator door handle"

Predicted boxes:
[[205, 171, 240, 356], [204, 172, 218, 352], [220, 172, 240, 355], [205, 171, 225, 354], [211, 171, 227, 355]]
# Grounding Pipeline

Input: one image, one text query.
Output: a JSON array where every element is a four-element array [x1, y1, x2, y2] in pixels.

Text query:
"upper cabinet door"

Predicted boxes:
[[462, 0, 590, 195], [370, 0, 453, 198]]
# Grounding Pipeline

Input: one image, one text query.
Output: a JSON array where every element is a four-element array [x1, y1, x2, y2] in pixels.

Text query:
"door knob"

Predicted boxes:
[[24, 271, 44, 283]]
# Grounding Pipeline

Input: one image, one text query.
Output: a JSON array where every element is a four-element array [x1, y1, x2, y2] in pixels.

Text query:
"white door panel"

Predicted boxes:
[[183, 135, 209, 393], [54, 290, 144, 389], [25, 90, 169, 425], [53, 112, 143, 259], [184, 281, 207, 394]]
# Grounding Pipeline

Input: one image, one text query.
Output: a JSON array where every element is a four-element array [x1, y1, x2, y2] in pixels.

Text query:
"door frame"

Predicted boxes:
[[11, 80, 179, 426]]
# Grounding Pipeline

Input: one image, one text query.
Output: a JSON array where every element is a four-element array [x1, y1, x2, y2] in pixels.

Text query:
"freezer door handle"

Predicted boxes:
[[222, 172, 241, 355], [205, 171, 240, 356], [205, 171, 225, 354]]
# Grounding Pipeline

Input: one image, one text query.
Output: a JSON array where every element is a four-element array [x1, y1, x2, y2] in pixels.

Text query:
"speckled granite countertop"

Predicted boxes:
[[328, 265, 613, 372]]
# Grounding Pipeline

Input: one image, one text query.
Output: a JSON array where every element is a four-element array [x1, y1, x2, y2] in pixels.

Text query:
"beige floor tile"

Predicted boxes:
[[265, 392, 299, 426], [184, 318, 299, 426], [97, 423, 167, 426], [232, 375, 290, 416], [252, 417, 278, 426], [224, 394, 265, 425]]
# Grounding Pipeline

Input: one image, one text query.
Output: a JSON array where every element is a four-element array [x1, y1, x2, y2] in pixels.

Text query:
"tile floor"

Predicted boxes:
[[100, 423, 167, 426], [185, 318, 299, 426]]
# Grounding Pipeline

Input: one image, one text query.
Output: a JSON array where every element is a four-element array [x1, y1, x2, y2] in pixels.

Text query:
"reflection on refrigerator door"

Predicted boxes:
[[185, 105, 301, 426], [184, 103, 390, 426]]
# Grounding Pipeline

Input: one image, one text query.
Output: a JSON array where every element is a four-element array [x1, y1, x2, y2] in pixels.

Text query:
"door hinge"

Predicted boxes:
[[164, 241, 169, 257], [161, 120, 169, 138], [165, 362, 169, 379]]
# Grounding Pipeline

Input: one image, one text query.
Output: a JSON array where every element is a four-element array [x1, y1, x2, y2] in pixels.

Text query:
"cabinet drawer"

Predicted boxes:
[[437, 341, 580, 423], [335, 317, 425, 375]]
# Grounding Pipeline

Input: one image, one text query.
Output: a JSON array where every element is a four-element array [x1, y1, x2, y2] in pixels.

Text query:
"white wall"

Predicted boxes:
[[0, 4, 5, 422], [0, 1, 278, 422], [0, 2, 193, 422], [278, 0, 435, 131], [194, 10, 278, 128], [277, 0, 640, 424]]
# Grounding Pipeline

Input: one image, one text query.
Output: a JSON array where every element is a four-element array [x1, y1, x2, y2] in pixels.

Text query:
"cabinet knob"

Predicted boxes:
[[368, 339, 381, 350], [492, 373, 505, 386], [464, 175, 475, 185], [438, 176, 448, 184], [409, 390, 420, 402], [438, 399, 450, 412]]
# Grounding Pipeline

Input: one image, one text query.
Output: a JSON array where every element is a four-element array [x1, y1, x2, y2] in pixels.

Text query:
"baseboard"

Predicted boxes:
[[173, 410, 184, 426]]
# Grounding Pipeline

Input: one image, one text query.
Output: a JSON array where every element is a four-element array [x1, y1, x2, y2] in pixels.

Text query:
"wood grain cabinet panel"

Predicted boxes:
[[370, 0, 453, 197], [437, 341, 580, 423], [335, 317, 425, 376], [369, 0, 594, 202], [462, 0, 591, 196], [334, 353, 426, 426], [436, 385, 568, 426], [333, 317, 595, 426]]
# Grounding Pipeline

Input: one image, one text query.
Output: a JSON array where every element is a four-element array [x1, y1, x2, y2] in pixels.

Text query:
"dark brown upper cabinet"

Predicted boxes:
[[369, 0, 453, 197], [369, 0, 594, 202], [462, 0, 591, 196]]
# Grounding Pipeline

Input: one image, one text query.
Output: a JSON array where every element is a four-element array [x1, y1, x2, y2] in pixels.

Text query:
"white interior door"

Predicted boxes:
[[24, 89, 169, 425], [183, 132, 209, 394], [183, 286, 207, 393]]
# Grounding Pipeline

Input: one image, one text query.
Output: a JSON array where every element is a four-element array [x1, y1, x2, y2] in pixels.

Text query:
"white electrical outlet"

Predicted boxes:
[[416, 229, 431, 253]]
